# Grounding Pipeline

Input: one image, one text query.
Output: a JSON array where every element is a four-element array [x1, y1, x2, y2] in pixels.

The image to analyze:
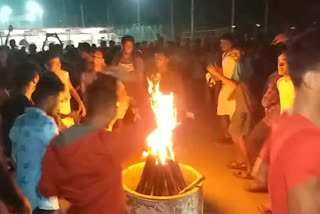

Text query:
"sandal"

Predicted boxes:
[[233, 171, 253, 180], [227, 162, 247, 170]]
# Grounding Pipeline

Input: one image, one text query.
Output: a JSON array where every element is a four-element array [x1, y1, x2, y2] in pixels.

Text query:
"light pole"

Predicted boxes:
[[80, 1, 85, 27], [231, 0, 235, 32], [137, 0, 141, 25], [264, 0, 269, 33], [170, 0, 174, 39], [191, 0, 194, 38]]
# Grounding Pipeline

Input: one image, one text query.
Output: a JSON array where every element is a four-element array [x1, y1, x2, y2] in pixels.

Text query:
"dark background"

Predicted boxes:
[[2, 0, 320, 33]]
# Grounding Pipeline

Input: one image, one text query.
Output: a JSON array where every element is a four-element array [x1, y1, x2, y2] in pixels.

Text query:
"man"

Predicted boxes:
[[152, 49, 190, 120], [112, 35, 144, 81], [39, 73, 155, 214], [45, 54, 86, 129], [207, 34, 239, 142], [276, 53, 295, 113], [258, 28, 320, 214], [1, 63, 40, 157], [9, 72, 64, 213]]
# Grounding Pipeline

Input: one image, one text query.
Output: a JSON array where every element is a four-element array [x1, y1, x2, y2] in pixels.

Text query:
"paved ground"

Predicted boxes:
[[125, 102, 270, 214]]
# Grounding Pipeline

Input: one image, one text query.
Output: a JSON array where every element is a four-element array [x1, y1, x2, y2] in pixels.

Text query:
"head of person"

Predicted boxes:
[[0, 46, 9, 67], [14, 62, 40, 98], [84, 73, 118, 128], [31, 72, 64, 115], [100, 40, 107, 48], [121, 35, 135, 56], [220, 34, 234, 52], [48, 43, 55, 51], [109, 40, 115, 48], [93, 50, 107, 72], [45, 54, 61, 73], [78, 43, 93, 61], [278, 53, 288, 76], [29, 44, 37, 54], [287, 28, 320, 97], [9, 39, 16, 49], [154, 49, 170, 70]]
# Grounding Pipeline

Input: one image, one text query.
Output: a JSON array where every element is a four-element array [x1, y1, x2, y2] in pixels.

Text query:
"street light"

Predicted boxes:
[[0, 6, 13, 24], [26, 1, 44, 27]]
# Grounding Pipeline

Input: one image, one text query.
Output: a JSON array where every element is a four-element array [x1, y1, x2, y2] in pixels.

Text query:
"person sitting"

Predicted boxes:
[[38, 73, 155, 214], [1, 63, 40, 158], [9, 72, 64, 213]]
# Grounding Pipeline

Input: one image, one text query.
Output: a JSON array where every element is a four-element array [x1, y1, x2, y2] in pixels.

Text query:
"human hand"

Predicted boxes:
[[77, 103, 87, 118], [271, 34, 288, 45], [207, 64, 219, 76]]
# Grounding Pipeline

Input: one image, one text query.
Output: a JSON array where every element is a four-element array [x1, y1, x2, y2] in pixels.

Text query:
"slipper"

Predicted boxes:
[[227, 162, 247, 170], [233, 171, 253, 180], [245, 182, 268, 193]]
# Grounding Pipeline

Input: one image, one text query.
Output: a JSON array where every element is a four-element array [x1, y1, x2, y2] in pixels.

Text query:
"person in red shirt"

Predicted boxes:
[[255, 28, 320, 214], [38, 73, 156, 214]]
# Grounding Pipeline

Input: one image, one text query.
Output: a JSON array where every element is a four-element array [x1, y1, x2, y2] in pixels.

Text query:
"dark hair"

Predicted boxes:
[[155, 48, 171, 58], [44, 52, 60, 64], [85, 73, 118, 115], [121, 35, 135, 45], [78, 42, 92, 53], [287, 28, 320, 86], [14, 62, 40, 90], [221, 33, 235, 44], [32, 72, 64, 105]]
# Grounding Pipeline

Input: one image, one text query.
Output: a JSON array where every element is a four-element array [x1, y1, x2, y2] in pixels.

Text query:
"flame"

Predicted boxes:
[[145, 79, 178, 165]]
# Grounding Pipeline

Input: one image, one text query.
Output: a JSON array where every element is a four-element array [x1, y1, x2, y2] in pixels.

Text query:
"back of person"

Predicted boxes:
[[263, 114, 320, 214], [1, 94, 32, 156], [40, 127, 124, 214], [10, 107, 59, 211]]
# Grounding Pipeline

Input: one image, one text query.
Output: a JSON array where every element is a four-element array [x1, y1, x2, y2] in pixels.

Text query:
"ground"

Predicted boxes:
[[125, 97, 270, 214]]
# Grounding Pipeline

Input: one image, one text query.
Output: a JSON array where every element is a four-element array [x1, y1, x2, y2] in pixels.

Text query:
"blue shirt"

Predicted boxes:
[[10, 107, 59, 210]]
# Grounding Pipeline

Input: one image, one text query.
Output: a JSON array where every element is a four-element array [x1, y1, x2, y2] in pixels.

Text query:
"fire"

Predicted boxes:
[[145, 80, 179, 165]]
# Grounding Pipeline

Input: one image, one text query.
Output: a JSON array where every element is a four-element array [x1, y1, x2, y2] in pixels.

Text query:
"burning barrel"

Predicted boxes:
[[123, 162, 204, 214]]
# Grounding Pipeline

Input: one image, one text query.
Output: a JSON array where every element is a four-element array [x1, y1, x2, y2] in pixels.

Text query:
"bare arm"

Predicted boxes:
[[207, 64, 238, 88], [68, 80, 86, 117], [42, 36, 48, 51], [288, 177, 320, 214]]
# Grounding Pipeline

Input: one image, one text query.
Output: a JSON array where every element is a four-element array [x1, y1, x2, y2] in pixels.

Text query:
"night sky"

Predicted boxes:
[[2, 0, 320, 32]]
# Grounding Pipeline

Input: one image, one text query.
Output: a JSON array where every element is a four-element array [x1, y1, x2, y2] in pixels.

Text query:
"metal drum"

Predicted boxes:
[[123, 162, 204, 214]]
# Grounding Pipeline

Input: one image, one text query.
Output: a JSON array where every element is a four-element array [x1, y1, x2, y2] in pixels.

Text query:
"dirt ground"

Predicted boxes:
[[125, 106, 270, 214]]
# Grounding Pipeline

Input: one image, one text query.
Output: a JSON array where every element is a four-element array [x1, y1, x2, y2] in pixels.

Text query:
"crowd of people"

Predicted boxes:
[[0, 25, 319, 214]]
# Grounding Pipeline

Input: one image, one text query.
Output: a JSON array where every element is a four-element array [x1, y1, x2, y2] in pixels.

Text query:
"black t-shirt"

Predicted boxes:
[[1, 94, 33, 156]]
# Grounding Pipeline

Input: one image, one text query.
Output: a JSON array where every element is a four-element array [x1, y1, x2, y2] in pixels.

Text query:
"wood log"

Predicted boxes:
[[168, 160, 187, 191], [136, 155, 187, 196], [163, 163, 179, 195], [136, 156, 155, 193]]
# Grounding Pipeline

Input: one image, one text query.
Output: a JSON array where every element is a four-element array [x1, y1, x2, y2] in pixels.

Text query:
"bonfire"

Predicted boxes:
[[136, 80, 187, 196]]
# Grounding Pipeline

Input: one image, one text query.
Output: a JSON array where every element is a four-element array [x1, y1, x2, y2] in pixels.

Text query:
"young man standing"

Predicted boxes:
[[259, 29, 320, 214], [113, 35, 144, 81], [207, 34, 239, 142], [46, 54, 86, 129], [1, 63, 40, 157], [9, 73, 64, 213], [39, 73, 155, 214]]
